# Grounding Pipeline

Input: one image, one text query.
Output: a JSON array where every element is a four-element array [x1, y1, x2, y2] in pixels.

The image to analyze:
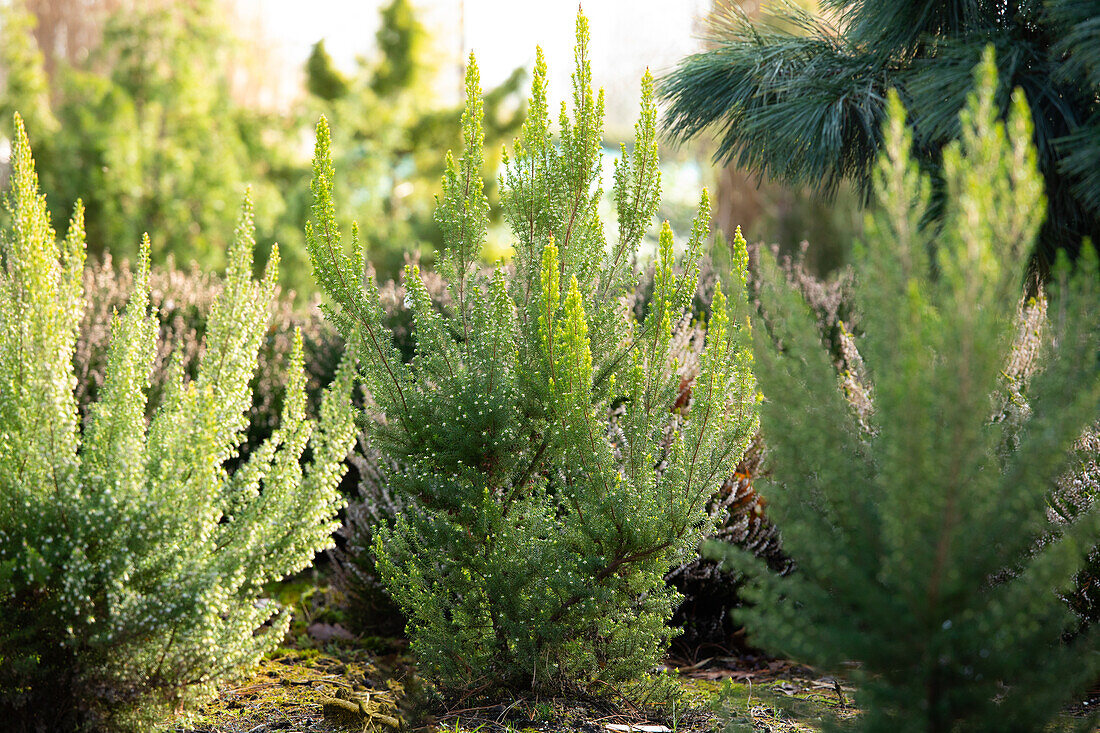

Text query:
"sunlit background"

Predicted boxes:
[[237, 0, 711, 129], [0, 0, 856, 292]]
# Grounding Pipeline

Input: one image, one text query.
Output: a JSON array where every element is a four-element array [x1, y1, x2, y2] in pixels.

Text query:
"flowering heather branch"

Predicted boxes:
[[308, 10, 757, 694], [0, 114, 357, 732]]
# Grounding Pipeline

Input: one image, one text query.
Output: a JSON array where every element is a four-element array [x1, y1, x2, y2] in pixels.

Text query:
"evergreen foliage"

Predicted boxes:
[[0, 0, 297, 277], [714, 52, 1100, 731], [660, 0, 1100, 274], [303, 0, 526, 280], [370, 0, 425, 98], [308, 13, 758, 694], [74, 253, 346, 466], [0, 0, 518, 293], [306, 40, 350, 103], [0, 2, 57, 144], [0, 115, 356, 732]]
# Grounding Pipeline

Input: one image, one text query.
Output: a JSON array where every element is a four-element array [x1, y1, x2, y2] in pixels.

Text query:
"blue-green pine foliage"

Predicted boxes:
[[659, 0, 1100, 274], [307, 13, 758, 693], [0, 114, 357, 732], [715, 50, 1100, 732]]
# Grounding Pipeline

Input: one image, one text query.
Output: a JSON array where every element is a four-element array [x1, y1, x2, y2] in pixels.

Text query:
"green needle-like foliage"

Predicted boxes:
[[0, 114, 357, 732], [308, 11, 758, 694], [306, 40, 350, 102], [715, 52, 1100, 732], [660, 0, 1100, 275]]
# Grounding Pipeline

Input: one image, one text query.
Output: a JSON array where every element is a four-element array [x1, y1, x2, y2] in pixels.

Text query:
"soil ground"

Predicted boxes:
[[161, 641, 1100, 733], [158, 635, 859, 733], [157, 576, 1100, 733]]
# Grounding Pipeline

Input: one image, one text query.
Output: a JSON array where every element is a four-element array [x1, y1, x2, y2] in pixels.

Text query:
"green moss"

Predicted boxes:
[[157, 647, 415, 732]]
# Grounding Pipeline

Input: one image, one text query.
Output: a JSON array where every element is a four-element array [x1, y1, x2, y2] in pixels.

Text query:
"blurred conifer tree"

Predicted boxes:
[[714, 51, 1100, 731], [662, 0, 1100, 276], [303, 0, 525, 280]]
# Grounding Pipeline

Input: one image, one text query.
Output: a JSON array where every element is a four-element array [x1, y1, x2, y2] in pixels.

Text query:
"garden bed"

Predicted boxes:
[[161, 627, 855, 733], [162, 633, 1100, 733]]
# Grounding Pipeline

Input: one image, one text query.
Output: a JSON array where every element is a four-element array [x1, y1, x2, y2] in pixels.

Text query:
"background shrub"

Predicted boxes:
[[0, 0, 526, 292], [1062, 425, 1100, 631], [331, 439, 409, 637], [666, 433, 791, 652], [1000, 293, 1100, 635]]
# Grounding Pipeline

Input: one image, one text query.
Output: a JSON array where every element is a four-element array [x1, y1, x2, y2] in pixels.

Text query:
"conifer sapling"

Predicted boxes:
[[716, 50, 1100, 732]]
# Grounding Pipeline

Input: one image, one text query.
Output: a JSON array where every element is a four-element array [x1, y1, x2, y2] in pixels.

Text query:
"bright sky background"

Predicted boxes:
[[236, 0, 712, 133]]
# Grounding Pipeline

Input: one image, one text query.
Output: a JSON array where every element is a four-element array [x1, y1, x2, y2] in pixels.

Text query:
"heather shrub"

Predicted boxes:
[[77, 252, 446, 640], [667, 244, 854, 651], [715, 52, 1100, 731], [331, 438, 410, 636], [328, 256, 450, 636], [0, 115, 357, 732], [308, 12, 758, 694], [74, 254, 346, 462]]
